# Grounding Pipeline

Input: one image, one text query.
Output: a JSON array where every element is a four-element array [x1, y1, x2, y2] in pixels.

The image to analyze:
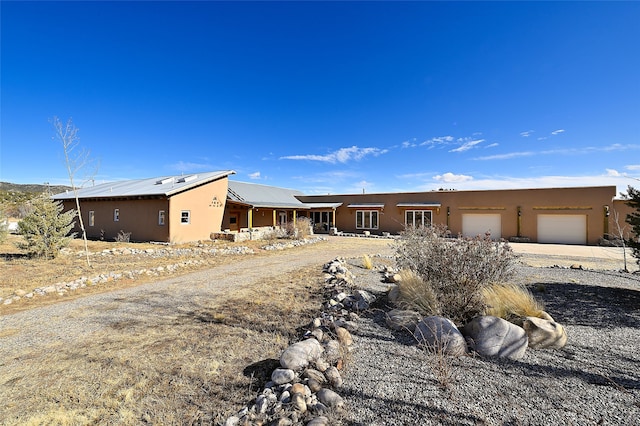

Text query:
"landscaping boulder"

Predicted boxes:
[[522, 316, 568, 349], [280, 338, 324, 370], [386, 309, 422, 331], [413, 316, 468, 356], [462, 316, 528, 360]]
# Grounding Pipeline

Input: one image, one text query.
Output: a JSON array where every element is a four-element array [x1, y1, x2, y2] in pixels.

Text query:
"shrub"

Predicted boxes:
[[362, 254, 373, 270], [283, 217, 312, 240], [16, 195, 76, 259], [482, 283, 545, 324], [395, 269, 440, 316], [115, 230, 132, 243], [393, 225, 517, 325], [0, 206, 8, 243]]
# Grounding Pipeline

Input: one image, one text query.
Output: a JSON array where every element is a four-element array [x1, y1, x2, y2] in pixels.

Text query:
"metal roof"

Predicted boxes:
[[347, 203, 385, 209], [304, 202, 343, 209], [52, 170, 235, 200], [396, 202, 441, 207], [227, 181, 309, 209]]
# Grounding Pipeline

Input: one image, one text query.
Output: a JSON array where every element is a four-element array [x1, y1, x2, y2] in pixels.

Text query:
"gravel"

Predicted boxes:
[[340, 265, 640, 426]]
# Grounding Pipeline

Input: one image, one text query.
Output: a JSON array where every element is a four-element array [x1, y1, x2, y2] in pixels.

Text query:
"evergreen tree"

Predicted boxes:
[[17, 195, 76, 259], [624, 185, 640, 266]]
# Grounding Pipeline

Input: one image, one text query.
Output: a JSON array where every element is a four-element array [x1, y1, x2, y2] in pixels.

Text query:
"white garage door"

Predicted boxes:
[[537, 214, 587, 245], [462, 214, 502, 239]]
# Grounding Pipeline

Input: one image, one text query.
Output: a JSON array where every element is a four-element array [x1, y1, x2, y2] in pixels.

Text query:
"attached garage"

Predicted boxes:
[[537, 214, 587, 245], [462, 214, 502, 239]]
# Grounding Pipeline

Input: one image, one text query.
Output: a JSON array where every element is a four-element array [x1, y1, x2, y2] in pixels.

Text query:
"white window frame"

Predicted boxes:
[[114, 208, 119, 222], [356, 210, 379, 230], [405, 210, 432, 228], [158, 210, 165, 226], [180, 210, 190, 224], [88, 211, 95, 227]]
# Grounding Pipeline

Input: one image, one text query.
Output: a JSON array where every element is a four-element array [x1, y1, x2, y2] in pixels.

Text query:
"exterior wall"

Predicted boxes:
[[167, 178, 229, 243], [222, 204, 305, 231], [610, 199, 638, 240], [298, 186, 617, 245], [62, 198, 170, 242]]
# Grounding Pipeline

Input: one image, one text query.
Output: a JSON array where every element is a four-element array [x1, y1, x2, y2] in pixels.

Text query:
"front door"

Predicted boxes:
[[279, 211, 287, 227], [229, 212, 240, 232]]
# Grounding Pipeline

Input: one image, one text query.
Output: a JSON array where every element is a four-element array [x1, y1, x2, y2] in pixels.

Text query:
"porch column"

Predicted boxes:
[[293, 210, 297, 227], [332, 208, 336, 227], [273, 210, 277, 227], [248, 209, 253, 229]]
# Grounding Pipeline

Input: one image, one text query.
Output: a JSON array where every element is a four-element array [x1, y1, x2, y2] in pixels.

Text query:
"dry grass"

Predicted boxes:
[[0, 234, 270, 314], [0, 265, 324, 425], [482, 282, 545, 322], [395, 269, 440, 316], [362, 254, 373, 270]]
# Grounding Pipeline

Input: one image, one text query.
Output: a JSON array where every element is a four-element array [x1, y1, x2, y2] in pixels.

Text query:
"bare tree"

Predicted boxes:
[[611, 209, 630, 272], [52, 117, 97, 267]]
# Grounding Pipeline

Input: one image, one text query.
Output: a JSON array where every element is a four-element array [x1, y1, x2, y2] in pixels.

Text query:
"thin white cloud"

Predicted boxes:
[[280, 146, 387, 164], [420, 135, 455, 147], [402, 139, 417, 148], [396, 171, 438, 180], [520, 130, 534, 137], [248, 171, 261, 180], [475, 144, 640, 161], [537, 137, 548, 141], [433, 172, 473, 183], [606, 169, 621, 177], [408, 170, 630, 195], [169, 161, 212, 172], [485, 143, 499, 148], [625, 165, 640, 171], [449, 139, 484, 153], [475, 151, 535, 160], [551, 129, 565, 135]]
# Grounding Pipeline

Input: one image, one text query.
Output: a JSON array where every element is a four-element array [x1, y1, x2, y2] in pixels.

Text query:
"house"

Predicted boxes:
[[53, 170, 234, 243], [53, 170, 631, 245], [222, 180, 343, 235], [297, 185, 620, 245]]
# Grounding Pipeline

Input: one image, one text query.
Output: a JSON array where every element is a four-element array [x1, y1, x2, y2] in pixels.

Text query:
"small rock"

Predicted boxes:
[[386, 309, 422, 331], [290, 383, 306, 395], [291, 392, 307, 413], [307, 416, 330, 426], [335, 327, 353, 346], [324, 366, 343, 388], [523, 316, 568, 349], [271, 368, 295, 385], [317, 388, 344, 408], [280, 338, 324, 370]]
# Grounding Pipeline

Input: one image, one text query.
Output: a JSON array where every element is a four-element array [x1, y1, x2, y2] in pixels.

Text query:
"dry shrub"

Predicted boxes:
[[394, 225, 516, 325], [483, 283, 545, 323], [395, 269, 440, 316], [362, 254, 373, 270], [283, 217, 312, 239]]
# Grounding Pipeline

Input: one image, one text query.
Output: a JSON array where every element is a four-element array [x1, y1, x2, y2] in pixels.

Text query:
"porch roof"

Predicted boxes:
[[228, 181, 310, 210], [304, 202, 343, 209], [347, 203, 385, 209], [396, 202, 442, 208]]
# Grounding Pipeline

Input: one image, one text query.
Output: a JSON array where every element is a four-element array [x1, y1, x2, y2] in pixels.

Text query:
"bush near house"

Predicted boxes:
[[393, 225, 517, 325], [16, 195, 76, 259]]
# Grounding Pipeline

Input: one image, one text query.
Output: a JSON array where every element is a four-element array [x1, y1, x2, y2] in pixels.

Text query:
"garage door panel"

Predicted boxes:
[[537, 214, 586, 245], [462, 214, 502, 239]]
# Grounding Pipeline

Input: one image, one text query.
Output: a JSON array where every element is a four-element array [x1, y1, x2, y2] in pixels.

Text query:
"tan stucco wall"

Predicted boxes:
[[167, 178, 229, 243], [60, 176, 229, 243], [611, 199, 638, 240], [63, 198, 170, 242], [298, 186, 617, 245]]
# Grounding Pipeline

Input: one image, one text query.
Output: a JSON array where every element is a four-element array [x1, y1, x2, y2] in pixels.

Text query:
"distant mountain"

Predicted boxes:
[[0, 182, 72, 195]]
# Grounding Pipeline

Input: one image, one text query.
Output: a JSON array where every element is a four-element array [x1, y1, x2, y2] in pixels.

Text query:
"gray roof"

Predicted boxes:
[[52, 170, 235, 200], [303, 202, 343, 209], [227, 181, 309, 209]]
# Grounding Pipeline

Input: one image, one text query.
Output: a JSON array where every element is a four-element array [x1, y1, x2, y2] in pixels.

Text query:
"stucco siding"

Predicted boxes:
[[168, 178, 228, 243]]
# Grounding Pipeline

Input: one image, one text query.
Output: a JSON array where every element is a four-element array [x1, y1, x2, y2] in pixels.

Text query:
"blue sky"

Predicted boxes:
[[1, 1, 639, 196]]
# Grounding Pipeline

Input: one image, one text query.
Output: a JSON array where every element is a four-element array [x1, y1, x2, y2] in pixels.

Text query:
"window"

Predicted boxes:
[[114, 209, 119, 222], [88, 211, 95, 227], [158, 210, 165, 226], [356, 210, 379, 229], [180, 210, 190, 224], [405, 210, 432, 228]]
